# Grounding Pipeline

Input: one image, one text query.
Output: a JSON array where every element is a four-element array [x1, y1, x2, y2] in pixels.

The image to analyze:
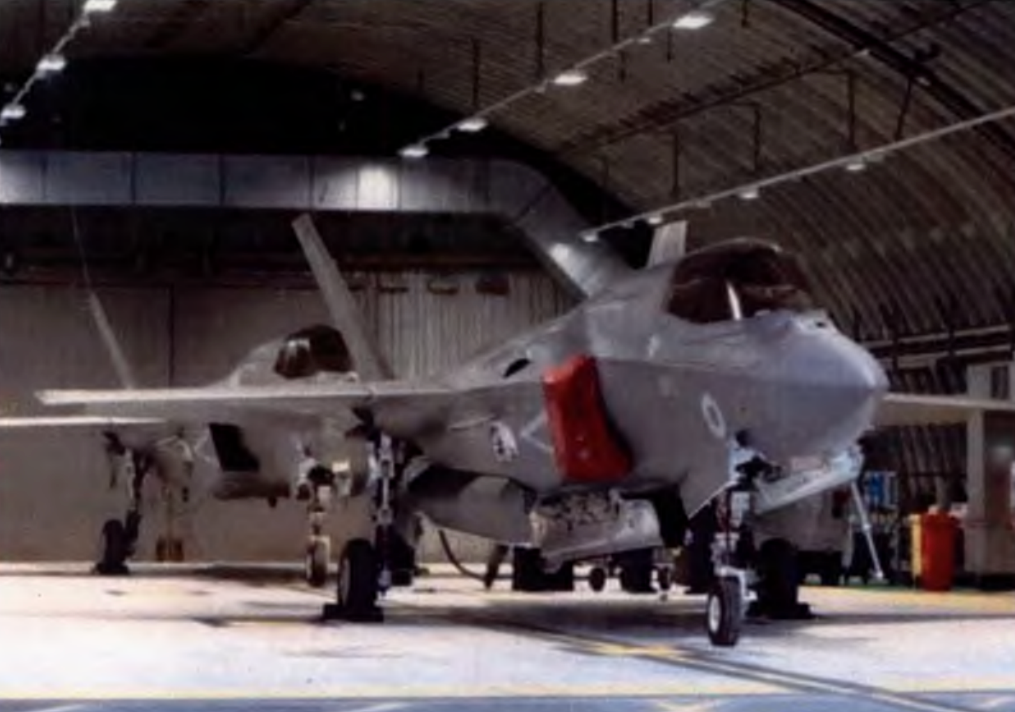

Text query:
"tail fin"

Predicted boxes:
[[646, 220, 687, 268], [87, 291, 138, 389], [292, 214, 394, 381]]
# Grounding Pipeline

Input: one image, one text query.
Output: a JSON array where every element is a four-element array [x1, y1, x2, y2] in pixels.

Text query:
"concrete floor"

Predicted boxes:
[[1, 565, 1014, 712]]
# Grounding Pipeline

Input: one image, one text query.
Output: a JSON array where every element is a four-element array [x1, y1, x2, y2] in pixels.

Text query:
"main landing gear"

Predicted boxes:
[[95, 435, 149, 576], [323, 434, 409, 623]]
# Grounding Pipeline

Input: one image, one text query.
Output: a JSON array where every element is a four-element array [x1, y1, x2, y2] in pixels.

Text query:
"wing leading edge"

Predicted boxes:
[[875, 392, 1015, 428], [37, 380, 453, 425]]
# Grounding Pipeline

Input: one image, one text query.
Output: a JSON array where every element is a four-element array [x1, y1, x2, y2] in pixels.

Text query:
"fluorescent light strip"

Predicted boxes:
[[552, 69, 589, 87], [456, 117, 489, 133], [36, 53, 68, 75], [83, 0, 118, 12], [399, 144, 429, 159], [1, 104, 27, 122], [395, 0, 730, 159], [673, 10, 715, 30]]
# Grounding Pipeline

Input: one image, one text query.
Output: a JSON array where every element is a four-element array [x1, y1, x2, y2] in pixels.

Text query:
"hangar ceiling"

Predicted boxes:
[[1, 0, 1015, 357]]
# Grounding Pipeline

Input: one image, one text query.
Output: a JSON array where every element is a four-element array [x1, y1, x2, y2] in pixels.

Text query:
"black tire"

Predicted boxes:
[[619, 564, 654, 593], [95, 519, 129, 576], [306, 536, 331, 588], [512, 548, 545, 592], [657, 567, 672, 592], [706, 577, 742, 647], [756, 538, 799, 616], [336, 538, 380, 620], [819, 554, 843, 587], [588, 567, 608, 593]]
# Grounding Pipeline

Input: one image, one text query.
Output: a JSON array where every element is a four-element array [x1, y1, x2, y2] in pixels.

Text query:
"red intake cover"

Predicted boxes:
[[542, 355, 632, 483]]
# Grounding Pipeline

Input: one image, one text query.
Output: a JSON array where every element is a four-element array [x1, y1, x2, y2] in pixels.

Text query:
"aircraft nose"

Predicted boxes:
[[760, 326, 887, 460]]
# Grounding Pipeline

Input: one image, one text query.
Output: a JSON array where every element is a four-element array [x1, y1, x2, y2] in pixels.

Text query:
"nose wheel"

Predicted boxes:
[[704, 486, 756, 647], [298, 462, 337, 588], [706, 576, 743, 647]]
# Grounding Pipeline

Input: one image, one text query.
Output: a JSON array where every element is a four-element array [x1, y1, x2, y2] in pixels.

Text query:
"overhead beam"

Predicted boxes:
[[237, 0, 316, 57], [772, 0, 1015, 161], [0, 150, 632, 298], [558, 0, 994, 156]]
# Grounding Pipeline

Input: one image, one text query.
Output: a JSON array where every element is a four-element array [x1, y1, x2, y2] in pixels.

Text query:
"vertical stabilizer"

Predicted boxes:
[[646, 221, 687, 267], [292, 214, 394, 381], [87, 292, 138, 389]]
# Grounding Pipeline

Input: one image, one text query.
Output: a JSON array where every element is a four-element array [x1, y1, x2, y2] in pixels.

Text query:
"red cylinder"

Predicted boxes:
[[918, 513, 958, 592]]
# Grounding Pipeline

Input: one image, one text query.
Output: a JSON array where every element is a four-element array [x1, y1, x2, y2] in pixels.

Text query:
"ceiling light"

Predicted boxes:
[[36, 53, 67, 75], [83, 0, 118, 12], [738, 187, 761, 201], [456, 117, 488, 133], [1, 104, 26, 122], [845, 158, 867, 173], [399, 144, 429, 159], [552, 69, 588, 87], [673, 10, 715, 30]]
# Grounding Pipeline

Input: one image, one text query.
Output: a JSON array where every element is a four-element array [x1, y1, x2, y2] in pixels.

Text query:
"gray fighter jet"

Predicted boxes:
[[10, 220, 1015, 646]]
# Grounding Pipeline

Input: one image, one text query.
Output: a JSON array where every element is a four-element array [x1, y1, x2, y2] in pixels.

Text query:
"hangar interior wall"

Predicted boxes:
[[0, 272, 571, 563]]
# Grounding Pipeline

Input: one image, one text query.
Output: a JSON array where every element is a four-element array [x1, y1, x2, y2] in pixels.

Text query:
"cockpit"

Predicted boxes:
[[273, 325, 354, 380], [665, 239, 814, 324]]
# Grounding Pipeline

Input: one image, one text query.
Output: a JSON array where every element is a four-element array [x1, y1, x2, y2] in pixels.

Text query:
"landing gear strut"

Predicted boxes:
[[750, 538, 810, 620], [323, 434, 401, 622], [95, 437, 148, 576], [706, 487, 755, 647], [299, 462, 336, 588]]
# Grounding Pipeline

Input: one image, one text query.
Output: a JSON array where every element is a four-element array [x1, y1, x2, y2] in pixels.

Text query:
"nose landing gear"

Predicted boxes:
[[298, 462, 337, 588], [706, 487, 756, 647]]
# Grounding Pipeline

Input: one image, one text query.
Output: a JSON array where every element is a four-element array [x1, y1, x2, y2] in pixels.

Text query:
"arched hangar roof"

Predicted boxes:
[[2, 0, 1015, 344]]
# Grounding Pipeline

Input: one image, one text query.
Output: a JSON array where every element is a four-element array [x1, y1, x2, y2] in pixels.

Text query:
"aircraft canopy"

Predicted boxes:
[[665, 239, 814, 324]]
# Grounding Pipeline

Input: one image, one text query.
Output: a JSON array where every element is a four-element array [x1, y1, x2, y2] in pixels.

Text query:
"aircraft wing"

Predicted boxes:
[[0, 416, 164, 428], [875, 392, 1015, 427], [37, 381, 453, 425]]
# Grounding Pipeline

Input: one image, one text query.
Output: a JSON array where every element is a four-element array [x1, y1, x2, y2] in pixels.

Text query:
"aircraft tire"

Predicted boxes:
[[335, 538, 382, 621], [756, 538, 799, 617], [819, 554, 843, 587], [94, 519, 130, 576], [305, 536, 331, 588], [706, 577, 742, 647], [588, 567, 608, 593], [657, 567, 672, 592]]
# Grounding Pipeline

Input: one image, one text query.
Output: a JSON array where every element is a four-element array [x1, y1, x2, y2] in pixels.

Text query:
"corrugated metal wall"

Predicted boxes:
[[0, 271, 571, 562]]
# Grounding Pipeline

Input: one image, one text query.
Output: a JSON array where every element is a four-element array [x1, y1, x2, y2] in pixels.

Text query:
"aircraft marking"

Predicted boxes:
[[489, 421, 520, 463], [520, 412, 553, 455], [700, 393, 727, 439]]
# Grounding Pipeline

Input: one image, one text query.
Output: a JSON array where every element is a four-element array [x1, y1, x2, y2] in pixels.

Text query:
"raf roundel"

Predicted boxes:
[[701, 393, 727, 440]]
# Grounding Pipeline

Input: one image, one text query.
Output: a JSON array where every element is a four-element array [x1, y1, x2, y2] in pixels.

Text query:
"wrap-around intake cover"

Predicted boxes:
[[543, 355, 632, 483]]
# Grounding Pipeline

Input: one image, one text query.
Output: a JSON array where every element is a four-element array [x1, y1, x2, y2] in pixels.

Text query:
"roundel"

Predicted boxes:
[[701, 393, 727, 440]]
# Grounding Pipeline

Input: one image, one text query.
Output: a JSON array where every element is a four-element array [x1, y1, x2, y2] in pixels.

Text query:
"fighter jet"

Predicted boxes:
[[10, 218, 1015, 646]]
